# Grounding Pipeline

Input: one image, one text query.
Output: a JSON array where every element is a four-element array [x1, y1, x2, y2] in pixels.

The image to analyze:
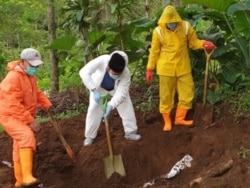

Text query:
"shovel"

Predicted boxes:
[[193, 49, 214, 127], [100, 95, 126, 179], [47, 110, 76, 162]]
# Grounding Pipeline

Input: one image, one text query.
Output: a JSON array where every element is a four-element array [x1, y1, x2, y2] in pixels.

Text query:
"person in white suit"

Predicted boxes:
[[79, 50, 141, 146]]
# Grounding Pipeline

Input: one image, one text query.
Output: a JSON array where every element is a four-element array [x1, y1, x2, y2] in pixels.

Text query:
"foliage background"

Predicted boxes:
[[1, 0, 250, 116]]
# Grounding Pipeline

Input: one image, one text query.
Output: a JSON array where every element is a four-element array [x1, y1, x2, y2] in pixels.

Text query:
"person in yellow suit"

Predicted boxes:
[[0, 48, 52, 187], [146, 5, 216, 131]]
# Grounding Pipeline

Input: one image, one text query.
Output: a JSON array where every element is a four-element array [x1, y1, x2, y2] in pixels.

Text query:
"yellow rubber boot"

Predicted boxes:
[[19, 148, 40, 186], [162, 113, 172, 131], [174, 107, 193, 126], [14, 162, 23, 187]]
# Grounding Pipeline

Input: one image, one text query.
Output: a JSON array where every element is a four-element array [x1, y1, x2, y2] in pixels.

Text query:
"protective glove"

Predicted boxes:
[[146, 69, 153, 84], [103, 105, 112, 118], [93, 89, 101, 103], [203, 41, 216, 50]]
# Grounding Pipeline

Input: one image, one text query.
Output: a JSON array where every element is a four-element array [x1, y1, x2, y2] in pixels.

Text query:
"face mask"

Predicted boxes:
[[109, 73, 120, 80], [167, 22, 177, 30], [26, 67, 38, 76]]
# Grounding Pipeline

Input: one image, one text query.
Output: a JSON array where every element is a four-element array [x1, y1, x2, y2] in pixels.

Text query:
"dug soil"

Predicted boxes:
[[1, 91, 250, 188]]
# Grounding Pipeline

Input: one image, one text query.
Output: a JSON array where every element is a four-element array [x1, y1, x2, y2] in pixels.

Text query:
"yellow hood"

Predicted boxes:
[[158, 5, 182, 26]]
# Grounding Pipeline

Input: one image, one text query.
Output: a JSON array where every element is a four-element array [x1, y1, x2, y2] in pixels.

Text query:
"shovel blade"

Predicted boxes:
[[103, 154, 126, 179], [194, 103, 213, 127]]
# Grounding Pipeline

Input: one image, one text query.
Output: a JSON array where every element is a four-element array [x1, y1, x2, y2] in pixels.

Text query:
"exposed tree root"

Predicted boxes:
[[190, 158, 233, 187]]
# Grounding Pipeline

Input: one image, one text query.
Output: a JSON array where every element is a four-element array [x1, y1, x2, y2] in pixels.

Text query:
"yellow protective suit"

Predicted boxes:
[[0, 60, 52, 162], [147, 5, 205, 113]]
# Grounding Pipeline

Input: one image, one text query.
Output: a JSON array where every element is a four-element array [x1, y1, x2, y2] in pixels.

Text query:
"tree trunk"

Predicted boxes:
[[162, 0, 181, 7], [47, 0, 59, 94], [162, 0, 170, 7], [174, 0, 181, 7], [145, 0, 150, 18]]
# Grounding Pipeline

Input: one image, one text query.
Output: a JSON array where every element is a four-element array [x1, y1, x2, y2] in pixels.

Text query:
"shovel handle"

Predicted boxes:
[[104, 118, 114, 157], [203, 49, 214, 106], [99, 95, 114, 156], [47, 111, 75, 162]]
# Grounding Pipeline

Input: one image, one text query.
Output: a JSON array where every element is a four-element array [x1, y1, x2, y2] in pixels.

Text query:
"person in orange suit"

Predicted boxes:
[[146, 5, 216, 131], [0, 48, 52, 187]]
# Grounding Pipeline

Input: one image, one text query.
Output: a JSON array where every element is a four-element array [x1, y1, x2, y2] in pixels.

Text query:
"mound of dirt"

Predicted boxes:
[[1, 99, 250, 188]]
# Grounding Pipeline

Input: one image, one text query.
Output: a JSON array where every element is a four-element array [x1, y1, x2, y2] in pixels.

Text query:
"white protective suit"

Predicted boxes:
[[79, 51, 138, 139]]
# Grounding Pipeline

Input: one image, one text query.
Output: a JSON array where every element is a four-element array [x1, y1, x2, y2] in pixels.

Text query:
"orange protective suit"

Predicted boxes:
[[0, 60, 52, 162]]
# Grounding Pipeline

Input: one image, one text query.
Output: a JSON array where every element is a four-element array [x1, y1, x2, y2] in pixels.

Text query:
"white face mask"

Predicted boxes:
[[109, 73, 120, 80], [166, 22, 177, 30]]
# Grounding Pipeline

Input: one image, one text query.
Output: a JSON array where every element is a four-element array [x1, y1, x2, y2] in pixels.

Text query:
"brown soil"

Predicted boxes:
[[1, 91, 250, 188]]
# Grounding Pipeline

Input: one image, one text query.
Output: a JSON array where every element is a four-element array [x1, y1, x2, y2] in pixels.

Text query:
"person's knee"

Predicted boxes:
[[20, 131, 36, 150]]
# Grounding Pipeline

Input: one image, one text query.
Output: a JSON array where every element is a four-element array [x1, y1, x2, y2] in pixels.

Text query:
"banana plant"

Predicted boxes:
[[183, 0, 250, 67], [183, 0, 250, 106], [60, 0, 99, 60]]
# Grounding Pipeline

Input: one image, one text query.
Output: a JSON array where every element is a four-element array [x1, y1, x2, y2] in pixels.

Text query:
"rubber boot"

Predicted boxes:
[[19, 148, 40, 187], [162, 113, 172, 131], [174, 107, 193, 126], [14, 162, 23, 188]]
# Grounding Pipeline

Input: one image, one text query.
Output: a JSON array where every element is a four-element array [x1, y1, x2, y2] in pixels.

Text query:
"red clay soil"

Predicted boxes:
[[1, 101, 250, 188]]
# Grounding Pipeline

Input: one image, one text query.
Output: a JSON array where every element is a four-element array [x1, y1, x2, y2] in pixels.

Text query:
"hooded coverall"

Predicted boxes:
[[0, 61, 52, 162], [79, 51, 138, 139], [147, 5, 205, 113]]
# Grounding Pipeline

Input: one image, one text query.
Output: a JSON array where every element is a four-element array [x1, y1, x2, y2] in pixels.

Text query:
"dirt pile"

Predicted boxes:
[[1, 96, 250, 187]]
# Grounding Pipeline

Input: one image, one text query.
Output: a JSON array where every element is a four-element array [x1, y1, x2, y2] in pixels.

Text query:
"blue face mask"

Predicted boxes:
[[167, 22, 177, 30], [109, 73, 120, 80], [26, 67, 38, 76]]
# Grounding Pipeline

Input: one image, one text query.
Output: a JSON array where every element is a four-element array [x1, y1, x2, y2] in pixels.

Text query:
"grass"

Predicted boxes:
[[0, 124, 4, 132]]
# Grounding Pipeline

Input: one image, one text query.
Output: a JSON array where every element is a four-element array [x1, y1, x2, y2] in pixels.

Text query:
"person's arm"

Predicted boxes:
[[147, 28, 162, 70], [146, 28, 162, 83], [37, 89, 52, 109], [186, 22, 205, 50], [79, 55, 108, 91], [108, 68, 130, 109], [0, 72, 34, 124], [186, 22, 216, 50]]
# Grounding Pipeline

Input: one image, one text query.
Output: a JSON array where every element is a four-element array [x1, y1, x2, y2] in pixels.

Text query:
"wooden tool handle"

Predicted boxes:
[[104, 118, 113, 156], [203, 49, 214, 106], [48, 111, 75, 162]]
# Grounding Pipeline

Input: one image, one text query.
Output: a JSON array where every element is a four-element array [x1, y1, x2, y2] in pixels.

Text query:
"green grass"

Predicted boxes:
[[0, 124, 4, 132]]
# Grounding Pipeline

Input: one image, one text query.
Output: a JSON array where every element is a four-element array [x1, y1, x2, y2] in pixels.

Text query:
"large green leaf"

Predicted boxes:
[[183, 0, 235, 12], [207, 90, 221, 105], [44, 35, 77, 51], [135, 17, 158, 32], [227, 1, 250, 16], [76, 10, 84, 22], [234, 11, 250, 38], [221, 66, 238, 84], [227, 1, 250, 38]]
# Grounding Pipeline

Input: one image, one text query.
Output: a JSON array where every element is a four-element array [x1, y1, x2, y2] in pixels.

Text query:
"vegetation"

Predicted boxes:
[[1, 0, 250, 116]]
